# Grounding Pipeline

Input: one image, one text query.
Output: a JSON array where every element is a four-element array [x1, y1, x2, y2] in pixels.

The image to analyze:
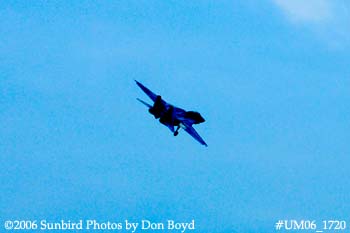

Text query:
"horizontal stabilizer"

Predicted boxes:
[[135, 80, 158, 102], [136, 98, 152, 108]]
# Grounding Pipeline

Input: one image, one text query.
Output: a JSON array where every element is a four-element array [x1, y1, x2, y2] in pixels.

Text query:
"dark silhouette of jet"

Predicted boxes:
[[135, 80, 207, 146]]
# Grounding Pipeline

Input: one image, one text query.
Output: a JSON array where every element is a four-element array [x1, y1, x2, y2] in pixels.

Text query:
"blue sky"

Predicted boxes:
[[1, 1, 349, 232]]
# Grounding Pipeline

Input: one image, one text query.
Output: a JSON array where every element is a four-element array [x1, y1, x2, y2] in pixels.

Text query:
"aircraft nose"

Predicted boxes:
[[198, 115, 205, 123]]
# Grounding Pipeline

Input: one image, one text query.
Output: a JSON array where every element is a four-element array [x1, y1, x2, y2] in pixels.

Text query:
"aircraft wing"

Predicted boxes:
[[135, 80, 159, 102], [167, 124, 175, 133], [183, 124, 208, 147]]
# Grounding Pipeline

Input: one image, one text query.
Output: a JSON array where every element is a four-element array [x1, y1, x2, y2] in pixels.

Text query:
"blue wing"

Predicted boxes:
[[135, 80, 207, 146], [135, 80, 158, 102], [173, 107, 207, 146], [182, 123, 208, 147], [135, 79, 174, 112], [135, 79, 171, 110], [166, 124, 175, 133]]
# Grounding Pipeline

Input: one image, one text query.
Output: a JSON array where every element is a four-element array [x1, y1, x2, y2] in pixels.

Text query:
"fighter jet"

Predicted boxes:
[[135, 80, 208, 147]]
